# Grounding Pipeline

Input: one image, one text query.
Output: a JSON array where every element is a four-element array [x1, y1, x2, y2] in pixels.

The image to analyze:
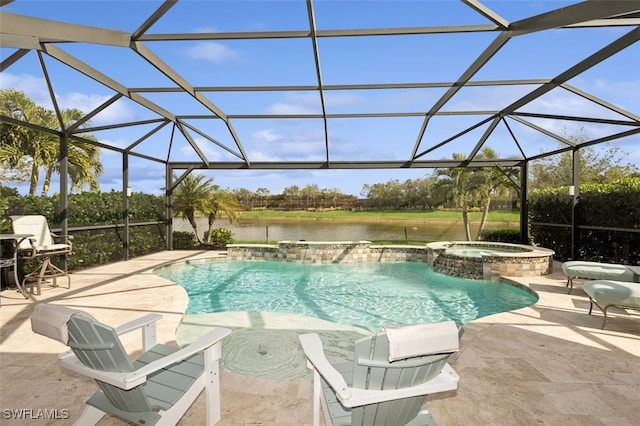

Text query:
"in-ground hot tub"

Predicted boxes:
[[426, 241, 554, 282]]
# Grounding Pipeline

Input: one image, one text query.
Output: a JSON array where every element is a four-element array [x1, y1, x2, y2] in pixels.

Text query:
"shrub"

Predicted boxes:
[[172, 231, 198, 249], [204, 228, 235, 248]]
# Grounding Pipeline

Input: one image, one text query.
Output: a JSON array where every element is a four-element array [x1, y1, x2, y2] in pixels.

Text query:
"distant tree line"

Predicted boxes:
[[231, 185, 359, 211], [226, 139, 637, 213]]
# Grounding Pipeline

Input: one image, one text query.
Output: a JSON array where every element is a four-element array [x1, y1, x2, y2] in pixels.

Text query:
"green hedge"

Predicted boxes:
[[529, 177, 640, 263], [479, 229, 529, 244], [5, 190, 165, 226], [2, 190, 167, 271], [172, 231, 198, 249]]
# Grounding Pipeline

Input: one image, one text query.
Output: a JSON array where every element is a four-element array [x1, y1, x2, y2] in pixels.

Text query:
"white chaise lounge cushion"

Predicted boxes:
[[385, 320, 459, 362], [31, 303, 95, 344], [584, 280, 640, 309], [562, 261, 635, 282]]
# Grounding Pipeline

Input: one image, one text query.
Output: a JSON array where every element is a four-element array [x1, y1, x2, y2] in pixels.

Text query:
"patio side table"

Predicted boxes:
[[0, 233, 33, 302]]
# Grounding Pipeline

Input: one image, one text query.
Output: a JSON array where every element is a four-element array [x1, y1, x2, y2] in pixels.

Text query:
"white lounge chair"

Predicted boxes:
[[30, 304, 231, 425], [11, 215, 73, 295], [299, 321, 460, 426], [583, 280, 640, 329], [561, 260, 636, 294]]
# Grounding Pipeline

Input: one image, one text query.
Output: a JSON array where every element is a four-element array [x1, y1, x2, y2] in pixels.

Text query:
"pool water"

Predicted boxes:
[[446, 244, 528, 258], [155, 259, 538, 331]]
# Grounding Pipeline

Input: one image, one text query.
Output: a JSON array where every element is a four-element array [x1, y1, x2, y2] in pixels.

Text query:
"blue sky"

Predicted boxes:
[[1, 1, 639, 196]]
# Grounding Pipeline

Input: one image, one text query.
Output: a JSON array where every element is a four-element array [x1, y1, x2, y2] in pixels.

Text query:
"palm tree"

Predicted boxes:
[[0, 143, 30, 183], [0, 89, 52, 195], [64, 134, 103, 194], [474, 148, 519, 238], [172, 173, 216, 243], [205, 190, 240, 244], [434, 149, 520, 240], [0, 89, 103, 196], [40, 108, 103, 196], [433, 153, 484, 241]]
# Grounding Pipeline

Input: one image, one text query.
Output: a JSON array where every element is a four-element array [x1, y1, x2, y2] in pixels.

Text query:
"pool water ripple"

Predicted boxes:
[[156, 259, 538, 331]]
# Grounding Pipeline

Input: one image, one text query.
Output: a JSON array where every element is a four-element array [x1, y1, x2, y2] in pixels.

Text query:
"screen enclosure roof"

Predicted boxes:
[[1, 0, 639, 174]]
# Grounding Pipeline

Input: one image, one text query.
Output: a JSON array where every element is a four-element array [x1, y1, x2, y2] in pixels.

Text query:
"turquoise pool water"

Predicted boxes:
[[155, 259, 537, 331], [446, 244, 528, 258]]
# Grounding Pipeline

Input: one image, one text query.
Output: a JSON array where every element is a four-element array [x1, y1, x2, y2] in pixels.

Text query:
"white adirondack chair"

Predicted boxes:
[[31, 304, 231, 426], [299, 321, 460, 426]]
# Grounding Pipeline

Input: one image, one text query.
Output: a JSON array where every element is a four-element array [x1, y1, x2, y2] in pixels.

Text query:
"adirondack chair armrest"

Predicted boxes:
[[113, 313, 163, 335], [337, 364, 460, 408], [58, 354, 134, 388], [125, 327, 232, 388], [299, 333, 352, 402], [114, 313, 163, 350]]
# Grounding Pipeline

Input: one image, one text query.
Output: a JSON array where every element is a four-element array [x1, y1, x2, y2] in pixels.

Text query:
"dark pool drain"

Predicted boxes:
[[257, 344, 268, 355]]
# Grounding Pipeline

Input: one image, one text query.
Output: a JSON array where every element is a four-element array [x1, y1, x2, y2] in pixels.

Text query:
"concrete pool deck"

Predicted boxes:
[[1, 250, 639, 425]]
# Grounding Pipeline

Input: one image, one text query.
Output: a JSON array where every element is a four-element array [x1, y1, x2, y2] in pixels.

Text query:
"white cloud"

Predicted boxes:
[[593, 78, 640, 101], [264, 92, 322, 115], [177, 138, 238, 162], [283, 91, 320, 106], [253, 129, 281, 142], [587, 78, 640, 115], [0, 72, 135, 125], [324, 92, 366, 107], [248, 128, 325, 161], [266, 102, 318, 115], [99, 145, 123, 156], [0, 73, 54, 107], [187, 42, 239, 63], [247, 150, 282, 162], [60, 94, 135, 125]]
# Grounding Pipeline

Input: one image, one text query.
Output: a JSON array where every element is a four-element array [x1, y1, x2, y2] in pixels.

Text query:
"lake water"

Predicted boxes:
[[173, 217, 518, 242]]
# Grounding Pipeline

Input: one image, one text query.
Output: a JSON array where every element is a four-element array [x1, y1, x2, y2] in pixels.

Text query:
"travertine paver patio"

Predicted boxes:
[[1, 250, 639, 425]]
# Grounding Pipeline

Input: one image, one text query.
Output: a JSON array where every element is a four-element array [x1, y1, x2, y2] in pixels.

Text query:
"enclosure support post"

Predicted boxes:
[[571, 149, 580, 260], [166, 164, 173, 251], [123, 153, 130, 261], [59, 134, 69, 271], [519, 161, 528, 244]]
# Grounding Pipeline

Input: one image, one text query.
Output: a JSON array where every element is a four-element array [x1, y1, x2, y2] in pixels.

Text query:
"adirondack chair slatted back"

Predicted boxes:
[[11, 215, 55, 250], [67, 315, 153, 413], [351, 332, 450, 426]]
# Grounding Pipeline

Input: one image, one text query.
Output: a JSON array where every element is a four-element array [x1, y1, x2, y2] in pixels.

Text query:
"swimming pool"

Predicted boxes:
[[155, 259, 538, 331]]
